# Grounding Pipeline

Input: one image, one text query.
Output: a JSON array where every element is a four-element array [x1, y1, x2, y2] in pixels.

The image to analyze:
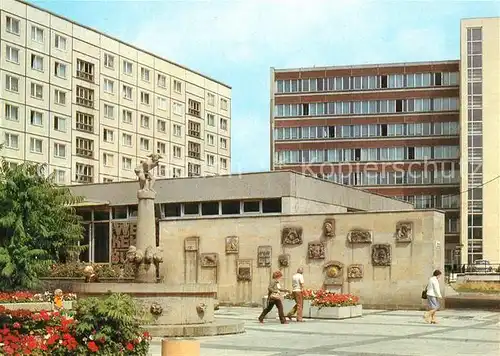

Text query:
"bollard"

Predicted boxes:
[[161, 339, 200, 356]]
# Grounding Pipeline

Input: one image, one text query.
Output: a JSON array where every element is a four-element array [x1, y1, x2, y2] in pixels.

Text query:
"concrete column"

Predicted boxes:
[[161, 340, 200, 356], [136, 189, 157, 283]]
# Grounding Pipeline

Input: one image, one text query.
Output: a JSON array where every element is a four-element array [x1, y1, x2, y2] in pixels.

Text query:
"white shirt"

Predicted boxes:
[[426, 276, 442, 298], [291, 273, 304, 292]]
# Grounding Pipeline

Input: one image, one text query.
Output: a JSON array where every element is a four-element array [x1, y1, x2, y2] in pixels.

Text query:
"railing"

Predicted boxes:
[[445, 263, 500, 274]]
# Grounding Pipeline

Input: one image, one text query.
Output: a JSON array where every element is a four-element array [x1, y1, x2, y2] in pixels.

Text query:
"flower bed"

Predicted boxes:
[[0, 291, 77, 303], [310, 290, 362, 319]]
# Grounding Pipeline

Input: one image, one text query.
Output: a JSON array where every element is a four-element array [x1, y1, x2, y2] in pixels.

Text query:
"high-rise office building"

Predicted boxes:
[[0, 0, 231, 184]]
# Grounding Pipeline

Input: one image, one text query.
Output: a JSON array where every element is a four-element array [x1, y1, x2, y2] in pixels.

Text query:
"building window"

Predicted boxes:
[[188, 99, 201, 117], [103, 53, 114, 69], [172, 145, 181, 158], [104, 104, 114, 119], [122, 85, 133, 100], [75, 163, 94, 183], [4, 133, 19, 149], [103, 153, 114, 167], [140, 91, 150, 105], [122, 134, 132, 147], [188, 141, 201, 159], [54, 34, 67, 50], [157, 142, 166, 154], [123, 60, 133, 75], [172, 168, 181, 178], [207, 93, 215, 106], [207, 154, 215, 166], [122, 110, 132, 124], [157, 119, 166, 133], [5, 104, 19, 121], [122, 156, 132, 170], [5, 75, 19, 92], [140, 137, 150, 151], [76, 59, 94, 82], [138, 115, 149, 129], [173, 124, 181, 137], [173, 79, 181, 93], [30, 82, 43, 99], [54, 169, 66, 184], [103, 128, 114, 143], [141, 67, 150, 82], [5, 16, 20, 35], [262, 198, 282, 213], [30, 138, 43, 154], [207, 134, 215, 146], [157, 164, 166, 177], [220, 138, 227, 149], [173, 102, 183, 116], [54, 116, 66, 132], [188, 120, 201, 138], [104, 78, 114, 93], [157, 96, 167, 110], [54, 89, 66, 105], [31, 25, 44, 43], [157, 74, 166, 88], [54, 62, 67, 78], [76, 86, 94, 108], [207, 113, 215, 126], [30, 110, 43, 126], [220, 98, 228, 111], [6, 45, 19, 64], [76, 137, 94, 158], [188, 163, 201, 177], [220, 158, 227, 170], [220, 118, 228, 131], [31, 54, 44, 71], [76, 112, 94, 133], [243, 200, 260, 213], [53, 143, 66, 158]]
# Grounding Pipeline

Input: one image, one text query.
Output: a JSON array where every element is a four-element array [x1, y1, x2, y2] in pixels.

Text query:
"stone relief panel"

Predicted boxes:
[[372, 244, 392, 266], [257, 246, 272, 268], [237, 259, 252, 282], [347, 264, 364, 279], [111, 222, 137, 264], [184, 236, 199, 252], [323, 219, 335, 239], [200, 253, 218, 268], [308, 242, 325, 260], [278, 254, 290, 268], [395, 222, 413, 243], [225, 236, 239, 254], [323, 261, 344, 278], [347, 229, 373, 244], [281, 226, 303, 246]]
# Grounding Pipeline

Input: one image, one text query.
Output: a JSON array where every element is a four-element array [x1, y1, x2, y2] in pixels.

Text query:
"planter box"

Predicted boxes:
[[310, 305, 362, 319], [0, 301, 75, 312], [283, 298, 313, 318]]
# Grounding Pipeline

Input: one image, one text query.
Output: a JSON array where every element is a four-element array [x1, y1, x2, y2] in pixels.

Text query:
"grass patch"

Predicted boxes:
[[454, 282, 500, 294]]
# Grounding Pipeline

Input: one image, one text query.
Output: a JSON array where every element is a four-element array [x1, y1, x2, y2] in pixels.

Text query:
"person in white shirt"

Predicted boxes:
[[286, 267, 305, 322], [424, 269, 443, 324]]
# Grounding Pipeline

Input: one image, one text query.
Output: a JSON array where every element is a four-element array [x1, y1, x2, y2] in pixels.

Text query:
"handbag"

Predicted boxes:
[[421, 288, 427, 299]]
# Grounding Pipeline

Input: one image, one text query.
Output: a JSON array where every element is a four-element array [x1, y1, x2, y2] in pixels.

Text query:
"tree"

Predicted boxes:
[[0, 150, 85, 290]]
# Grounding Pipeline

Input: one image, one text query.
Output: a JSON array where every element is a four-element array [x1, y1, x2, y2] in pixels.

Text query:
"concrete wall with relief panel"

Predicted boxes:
[[159, 210, 444, 309]]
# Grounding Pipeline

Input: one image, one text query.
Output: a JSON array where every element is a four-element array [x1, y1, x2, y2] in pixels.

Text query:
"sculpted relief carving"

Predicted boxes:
[[395, 222, 413, 242], [372, 244, 392, 266], [278, 254, 290, 268], [324, 261, 344, 278], [225, 236, 239, 254], [200, 253, 218, 268], [257, 246, 272, 268], [184, 237, 199, 252], [347, 264, 364, 279], [237, 259, 252, 282], [347, 229, 373, 244], [308, 242, 325, 260], [281, 226, 303, 246], [323, 219, 335, 238]]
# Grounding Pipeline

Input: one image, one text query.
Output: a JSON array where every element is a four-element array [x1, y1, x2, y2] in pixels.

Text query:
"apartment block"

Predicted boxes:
[[460, 18, 500, 265], [0, 0, 231, 184], [270, 61, 461, 264]]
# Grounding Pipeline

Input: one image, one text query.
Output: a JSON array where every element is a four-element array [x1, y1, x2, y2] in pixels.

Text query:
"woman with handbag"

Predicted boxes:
[[423, 269, 443, 324], [258, 270, 289, 324]]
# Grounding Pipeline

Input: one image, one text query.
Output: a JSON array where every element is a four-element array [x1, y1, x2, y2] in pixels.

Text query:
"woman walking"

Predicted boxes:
[[258, 270, 289, 324], [424, 269, 443, 324]]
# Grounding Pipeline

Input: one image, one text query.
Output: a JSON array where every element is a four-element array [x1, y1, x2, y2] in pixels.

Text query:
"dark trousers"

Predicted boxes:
[[259, 297, 286, 323]]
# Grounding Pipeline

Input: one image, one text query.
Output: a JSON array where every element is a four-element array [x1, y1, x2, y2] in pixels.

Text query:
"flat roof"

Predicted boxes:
[[272, 60, 460, 73], [68, 170, 413, 212], [17, 0, 230, 89]]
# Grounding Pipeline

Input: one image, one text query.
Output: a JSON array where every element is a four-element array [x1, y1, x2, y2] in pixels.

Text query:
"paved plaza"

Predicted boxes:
[[149, 307, 499, 356]]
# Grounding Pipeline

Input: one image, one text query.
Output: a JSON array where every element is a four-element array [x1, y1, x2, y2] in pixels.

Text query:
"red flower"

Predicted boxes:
[[12, 322, 21, 329], [126, 342, 134, 351], [87, 341, 99, 352]]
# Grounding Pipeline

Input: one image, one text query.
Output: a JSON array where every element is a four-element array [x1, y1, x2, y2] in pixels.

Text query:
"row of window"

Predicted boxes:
[[275, 146, 460, 164], [274, 122, 459, 141], [4, 15, 230, 111], [275, 97, 459, 117], [311, 170, 459, 186], [276, 72, 459, 93], [393, 194, 460, 209]]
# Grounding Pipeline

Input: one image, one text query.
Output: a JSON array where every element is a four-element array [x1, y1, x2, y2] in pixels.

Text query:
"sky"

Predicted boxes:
[[31, 0, 500, 173]]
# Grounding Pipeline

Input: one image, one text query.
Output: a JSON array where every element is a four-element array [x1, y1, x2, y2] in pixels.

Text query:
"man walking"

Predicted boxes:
[[287, 267, 305, 322]]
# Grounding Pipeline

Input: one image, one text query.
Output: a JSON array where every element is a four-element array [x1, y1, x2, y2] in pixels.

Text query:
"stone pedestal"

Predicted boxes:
[[136, 189, 157, 283]]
